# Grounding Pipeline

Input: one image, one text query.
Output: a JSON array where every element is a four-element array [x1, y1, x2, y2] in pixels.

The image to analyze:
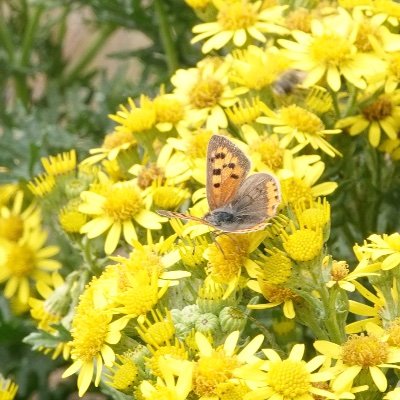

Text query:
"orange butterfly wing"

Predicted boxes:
[[206, 135, 250, 211]]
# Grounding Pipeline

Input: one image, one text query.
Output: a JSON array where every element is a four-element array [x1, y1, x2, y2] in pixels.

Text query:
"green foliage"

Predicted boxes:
[[0, 1, 197, 398]]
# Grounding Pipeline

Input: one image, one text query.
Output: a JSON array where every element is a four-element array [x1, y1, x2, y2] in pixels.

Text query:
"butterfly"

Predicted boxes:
[[157, 135, 281, 233]]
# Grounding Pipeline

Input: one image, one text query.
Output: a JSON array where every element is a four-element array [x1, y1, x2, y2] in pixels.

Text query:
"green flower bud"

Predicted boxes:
[[195, 313, 220, 334], [219, 306, 247, 333]]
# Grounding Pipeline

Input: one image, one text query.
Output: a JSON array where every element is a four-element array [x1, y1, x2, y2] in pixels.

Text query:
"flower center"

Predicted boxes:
[[259, 251, 292, 284], [190, 79, 224, 109], [103, 186, 144, 221], [72, 310, 111, 362], [254, 138, 284, 170], [283, 228, 323, 262], [362, 95, 393, 121], [154, 96, 184, 124], [311, 34, 352, 65], [208, 235, 249, 283], [217, 2, 257, 30], [342, 335, 389, 367], [285, 8, 312, 32], [194, 349, 240, 396], [111, 357, 138, 390], [280, 105, 324, 135], [299, 208, 328, 230], [281, 178, 313, 204], [330, 261, 349, 281], [259, 281, 297, 303], [0, 216, 24, 241], [140, 320, 175, 346], [267, 359, 311, 397], [137, 163, 165, 189], [7, 243, 35, 277], [103, 130, 135, 149]]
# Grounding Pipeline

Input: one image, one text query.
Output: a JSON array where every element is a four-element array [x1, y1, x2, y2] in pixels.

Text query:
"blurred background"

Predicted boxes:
[[0, 1, 197, 398]]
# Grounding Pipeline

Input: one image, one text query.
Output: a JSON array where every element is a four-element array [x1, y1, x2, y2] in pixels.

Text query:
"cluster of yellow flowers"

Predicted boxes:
[[2, 0, 400, 399]]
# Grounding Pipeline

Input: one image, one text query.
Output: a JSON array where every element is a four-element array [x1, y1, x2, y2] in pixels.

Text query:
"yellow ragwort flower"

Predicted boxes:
[[258, 104, 341, 157], [0, 376, 18, 400], [171, 59, 244, 132], [235, 344, 334, 400], [193, 330, 264, 398], [336, 91, 400, 147], [192, 0, 288, 53], [79, 180, 164, 254], [0, 190, 41, 242], [0, 229, 61, 304], [279, 7, 384, 92], [62, 284, 128, 397], [315, 334, 400, 392]]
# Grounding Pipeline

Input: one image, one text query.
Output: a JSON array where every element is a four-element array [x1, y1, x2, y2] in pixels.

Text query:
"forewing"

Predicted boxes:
[[206, 135, 250, 211], [230, 173, 281, 225]]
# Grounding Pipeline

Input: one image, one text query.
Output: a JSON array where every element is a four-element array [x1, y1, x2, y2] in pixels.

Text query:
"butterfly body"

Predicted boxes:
[[157, 135, 281, 233]]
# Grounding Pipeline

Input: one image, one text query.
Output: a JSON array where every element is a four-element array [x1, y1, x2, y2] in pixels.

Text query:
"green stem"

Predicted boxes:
[[62, 24, 115, 86], [0, 8, 14, 60], [20, 4, 44, 67], [311, 265, 343, 343], [154, 0, 179, 75]]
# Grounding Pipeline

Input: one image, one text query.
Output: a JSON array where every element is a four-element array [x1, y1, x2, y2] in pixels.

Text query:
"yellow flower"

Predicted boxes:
[[356, 232, 400, 270], [168, 129, 213, 184], [171, 59, 244, 132], [0, 229, 60, 304], [41, 150, 77, 176], [153, 90, 188, 135], [105, 352, 139, 392], [0, 183, 18, 206], [136, 308, 176, 347], [62, 284, 128, 397], [235, 344, 333, 400], [279, 7, 384, 91], [0, 190, 41, 242], [336, 91, 400, 147], [256, 248, 293, 285], [346, 281, 386, 334], [0, 376, 18, 400], [228, 45, 292, 91], [247, 279, 298, 319], [192, 1, 287, 53], [315, 334, 400, 392], [379, 137, 400, 160], [384, 387, 400, 400], [81, 128, 137, 165], [140, 358, 194, 400], [241, 125, 286, 172], [278, 153, 338, 203], [325, 257, 380, 292], [29, 272, 71, 360], [258, 104, 342, 157], [281, 224, 323, 262], [79, 180, 164, 254], [108, 95, 156, 135], [205, 231, 267, 298], [129, 143, 191, 205], [193, 330, 264, 398], [27, 173, 56, 197]]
